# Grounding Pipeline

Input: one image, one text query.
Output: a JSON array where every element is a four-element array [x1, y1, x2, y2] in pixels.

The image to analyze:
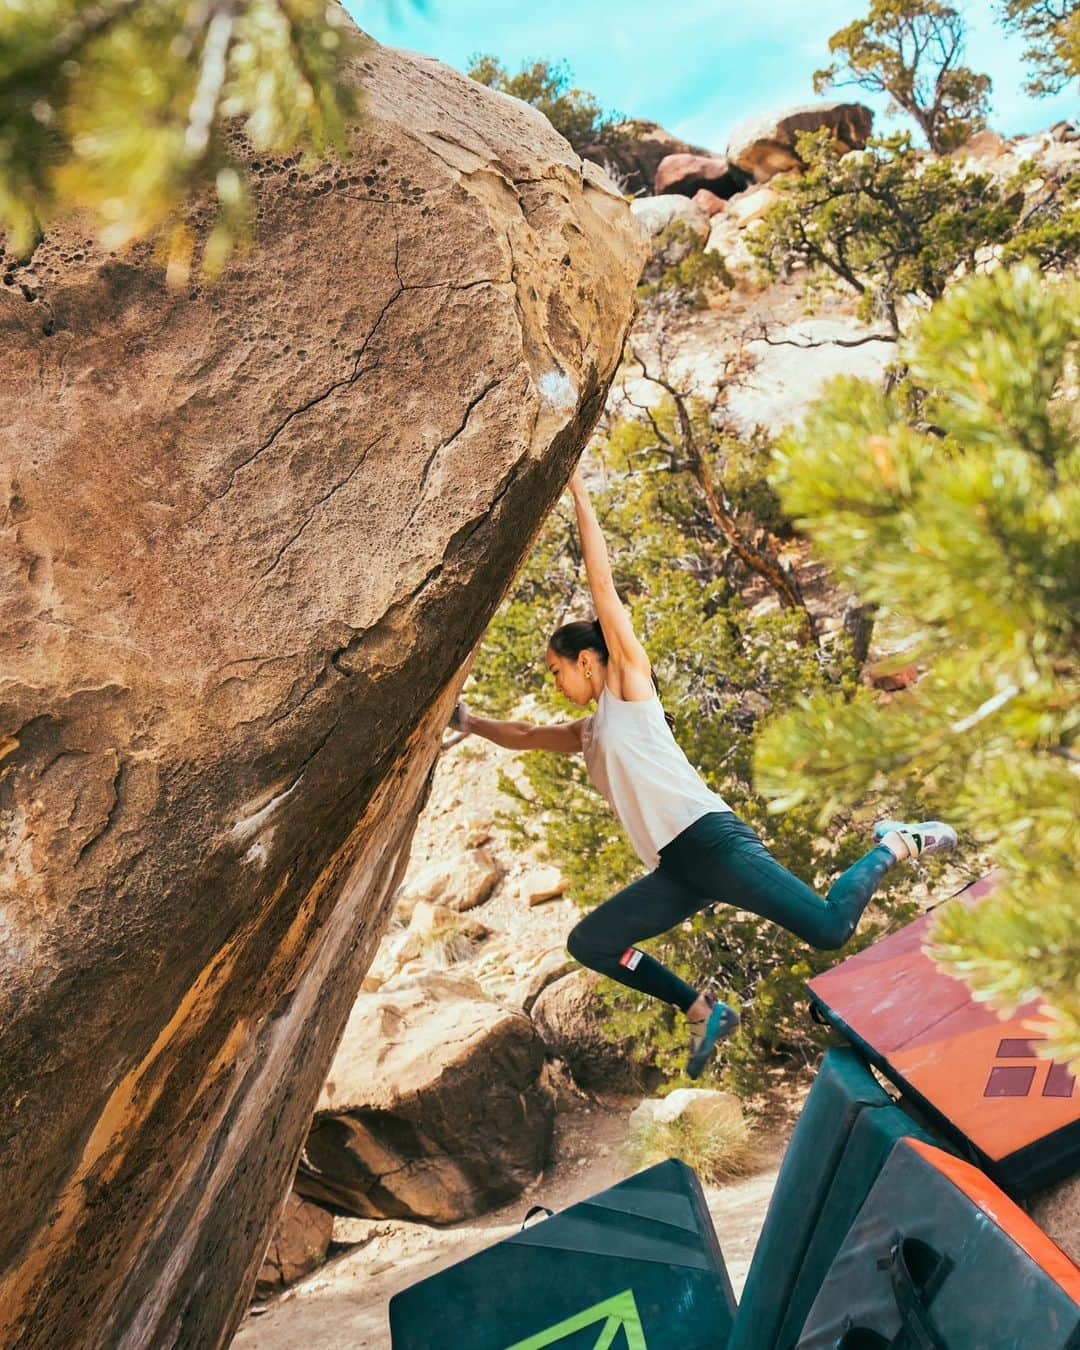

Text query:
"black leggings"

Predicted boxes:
[[566, 810, 896, 1013]]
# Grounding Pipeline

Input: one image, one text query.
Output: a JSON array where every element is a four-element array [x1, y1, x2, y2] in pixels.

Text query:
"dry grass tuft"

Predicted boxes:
[[628, 1099, 759, 1184]]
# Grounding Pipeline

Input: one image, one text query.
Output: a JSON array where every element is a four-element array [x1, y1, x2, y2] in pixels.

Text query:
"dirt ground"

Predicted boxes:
[[233, 1097, 790, 1350]]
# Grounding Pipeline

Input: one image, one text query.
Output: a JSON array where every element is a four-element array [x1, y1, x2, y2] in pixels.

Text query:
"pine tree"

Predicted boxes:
[[0, 0, 362, 279], [814, 0, 991, 154], [997, 0, 1080, 97], [466, 55, 620, 154], [755, 263, 1080, 1070]]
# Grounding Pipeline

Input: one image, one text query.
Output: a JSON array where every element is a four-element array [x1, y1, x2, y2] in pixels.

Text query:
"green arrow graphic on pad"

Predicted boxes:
[[504, 1289, 648, 1350]]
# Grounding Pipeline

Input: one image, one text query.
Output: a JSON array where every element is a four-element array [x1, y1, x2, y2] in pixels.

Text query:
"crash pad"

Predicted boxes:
[[807, 873, 1080, 1193], [388, 1159, 735, 1349], [730, 1046, 940, 1350], [796, 1136, 1080, 1348]]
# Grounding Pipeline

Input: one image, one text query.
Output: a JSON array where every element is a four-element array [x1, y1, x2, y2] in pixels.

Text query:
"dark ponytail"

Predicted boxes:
[[548, 616, 676, 730]]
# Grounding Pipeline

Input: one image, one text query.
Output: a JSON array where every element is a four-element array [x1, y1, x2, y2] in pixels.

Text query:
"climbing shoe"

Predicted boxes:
[[687, 995, 741, 1080], [873, 819, 958, 859]]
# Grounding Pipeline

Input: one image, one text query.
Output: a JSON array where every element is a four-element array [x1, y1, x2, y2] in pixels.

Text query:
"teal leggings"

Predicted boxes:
[[566, 811, 896, 1013]]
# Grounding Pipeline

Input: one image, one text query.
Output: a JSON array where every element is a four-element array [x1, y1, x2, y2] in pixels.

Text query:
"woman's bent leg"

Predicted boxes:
[[664, 813, 897, 952], [566, 866, 703, 1011]]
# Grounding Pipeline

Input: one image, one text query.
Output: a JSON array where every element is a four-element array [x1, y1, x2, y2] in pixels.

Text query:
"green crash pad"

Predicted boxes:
[[387, 1159, 736, 1350], [730, 1046, 941, 1350], [796, 1136, 1080, 1348]]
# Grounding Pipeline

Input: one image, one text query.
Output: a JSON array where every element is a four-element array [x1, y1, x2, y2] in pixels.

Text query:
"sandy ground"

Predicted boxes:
[[233, 1098, 788, 1350]]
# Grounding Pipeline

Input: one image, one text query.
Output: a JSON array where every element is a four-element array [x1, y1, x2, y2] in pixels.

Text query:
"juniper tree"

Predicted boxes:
[[466, 55, 620, 154], [755, 263, 1080, 1071], [0, 0, 362, 278], [997, 0, 1080, 96], [750, 129, 1077, 337], [814, 0, 991, 153]]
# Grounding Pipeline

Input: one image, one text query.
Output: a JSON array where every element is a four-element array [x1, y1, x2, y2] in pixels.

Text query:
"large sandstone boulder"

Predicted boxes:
[[295, 973, 553, 1223], [0, 23, 643, 1349], [727, 101, 874, 182], [578, 119, 715, 197], [531, 969, 661, 1093]]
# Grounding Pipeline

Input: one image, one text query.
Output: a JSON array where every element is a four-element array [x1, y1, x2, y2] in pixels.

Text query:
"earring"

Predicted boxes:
[[584, 665, 592, 680]]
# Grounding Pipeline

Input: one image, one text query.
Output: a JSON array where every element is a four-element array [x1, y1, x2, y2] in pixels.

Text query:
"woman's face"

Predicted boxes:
[[545, 647, 596, 706]]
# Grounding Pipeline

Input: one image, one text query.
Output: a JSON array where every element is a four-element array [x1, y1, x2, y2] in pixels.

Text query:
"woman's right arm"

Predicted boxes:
[[453, 704, 586, 753]]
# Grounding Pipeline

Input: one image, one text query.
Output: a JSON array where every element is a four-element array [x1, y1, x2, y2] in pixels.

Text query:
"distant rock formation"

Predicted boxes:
[[0, 23, 643, 1349], [655, 152, 748, 199], [578, 118, 715, 196], [727, 101, 874, 181]]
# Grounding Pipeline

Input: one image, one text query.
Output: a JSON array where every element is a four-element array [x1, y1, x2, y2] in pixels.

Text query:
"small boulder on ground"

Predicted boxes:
[[692, 188, 728, 218], [630, 1087, 744, 1134], [655, 152, 746, 199], [296, 973, 553, 1225], [629, 1089, 755, 1182], [727, 101, 873, 182], [254, 1191, 335, 1301], [531, 969, 660, 1094], [519, 865, 569, 906], [630, 195, 711, 243], [513, 948, 577, 1014], [397, 846, 501, 915]]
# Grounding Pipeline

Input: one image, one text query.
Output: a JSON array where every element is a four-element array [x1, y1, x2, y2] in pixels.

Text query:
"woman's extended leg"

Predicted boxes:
[[566, 865, 704, 1012], [661, 812, 902, 951]]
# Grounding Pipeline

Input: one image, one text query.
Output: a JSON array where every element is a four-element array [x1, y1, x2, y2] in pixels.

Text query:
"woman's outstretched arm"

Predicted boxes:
[[567, 467, 652, 681], [452, 702, 586, 753]]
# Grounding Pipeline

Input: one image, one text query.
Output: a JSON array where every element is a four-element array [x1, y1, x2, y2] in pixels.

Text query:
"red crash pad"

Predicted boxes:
[[807, 874, 1080, 1193]]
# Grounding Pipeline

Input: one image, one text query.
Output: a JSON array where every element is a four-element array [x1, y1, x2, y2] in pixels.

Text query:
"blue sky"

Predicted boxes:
[[348, 0, 1077, 151]]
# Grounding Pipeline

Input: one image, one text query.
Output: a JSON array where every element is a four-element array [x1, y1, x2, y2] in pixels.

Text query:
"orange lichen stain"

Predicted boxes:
[[0, 715, 440, 1338], [0, 871, 292, 1336]]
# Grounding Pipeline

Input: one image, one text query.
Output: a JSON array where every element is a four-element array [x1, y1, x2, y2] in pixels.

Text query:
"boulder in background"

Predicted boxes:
[[254, 1192, 335, 1302], [296, 973, 554, 1223], [727, 101, 873, 181], [655, 152, 746, 199]]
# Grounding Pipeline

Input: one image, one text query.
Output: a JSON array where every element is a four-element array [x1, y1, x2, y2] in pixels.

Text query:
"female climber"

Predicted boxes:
[[450, 466, 956, 1079]]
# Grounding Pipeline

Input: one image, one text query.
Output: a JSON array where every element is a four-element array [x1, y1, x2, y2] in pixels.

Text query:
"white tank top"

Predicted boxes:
[[580, 687, 731, 869]]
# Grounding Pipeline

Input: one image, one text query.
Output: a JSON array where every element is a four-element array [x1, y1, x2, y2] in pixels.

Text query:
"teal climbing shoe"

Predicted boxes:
[[687, 997, 741, 1080]]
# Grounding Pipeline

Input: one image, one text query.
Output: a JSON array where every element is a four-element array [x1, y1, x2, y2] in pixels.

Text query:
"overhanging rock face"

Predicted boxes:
[[0, 31, 644, 1349]]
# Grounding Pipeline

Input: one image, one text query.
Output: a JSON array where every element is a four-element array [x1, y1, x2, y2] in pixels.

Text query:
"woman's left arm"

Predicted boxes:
[[567, 467, 653, 680]]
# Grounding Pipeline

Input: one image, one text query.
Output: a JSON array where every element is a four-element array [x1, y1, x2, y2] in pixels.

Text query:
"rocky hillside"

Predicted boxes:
[[0, 26, 644, 1350]]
